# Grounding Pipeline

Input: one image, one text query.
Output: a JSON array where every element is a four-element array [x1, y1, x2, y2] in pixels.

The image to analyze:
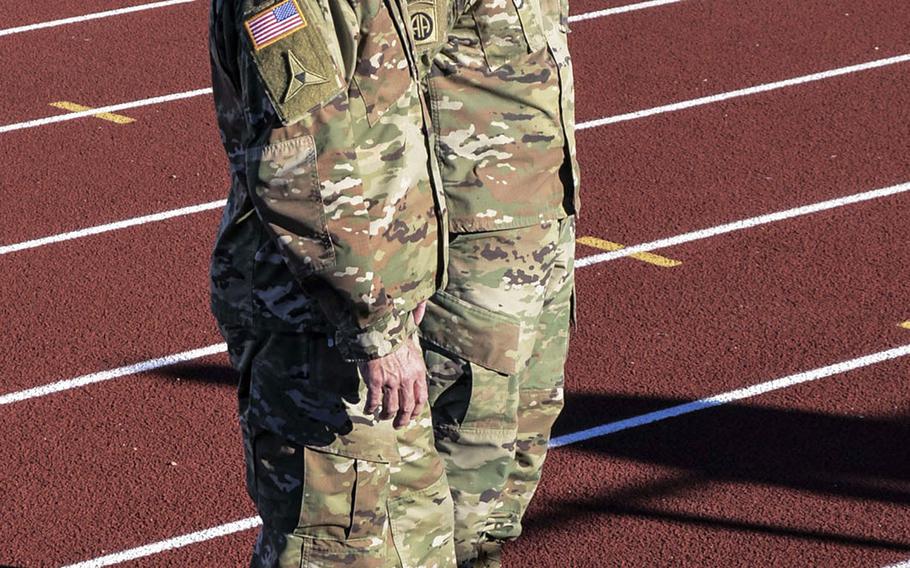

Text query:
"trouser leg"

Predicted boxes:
[[425, 350, 520, 565], [387, 399, 458, 568], [482, 217, 574, 552], [423, 218, 574, 567], [221, 328, 456, 568]]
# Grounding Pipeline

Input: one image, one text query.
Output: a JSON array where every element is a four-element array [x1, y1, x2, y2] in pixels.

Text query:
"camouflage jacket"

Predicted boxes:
[[208, 0, 447, 360], [418, 0, 580, 232]]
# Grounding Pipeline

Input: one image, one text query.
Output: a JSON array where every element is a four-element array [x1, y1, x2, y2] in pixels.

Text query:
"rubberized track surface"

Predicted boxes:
[[1, 0, 908, 566]]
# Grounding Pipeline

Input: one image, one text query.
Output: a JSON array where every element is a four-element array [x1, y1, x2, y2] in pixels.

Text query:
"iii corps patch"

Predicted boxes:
[[245, 0, 308, 51]]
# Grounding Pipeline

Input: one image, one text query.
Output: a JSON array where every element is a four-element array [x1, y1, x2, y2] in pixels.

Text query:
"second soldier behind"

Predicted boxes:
[[410, 0, 580, 564]]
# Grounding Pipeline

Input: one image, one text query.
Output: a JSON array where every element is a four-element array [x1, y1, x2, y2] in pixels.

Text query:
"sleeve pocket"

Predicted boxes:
[[249, 136, 337, 277], [242, 0, 347, 125]]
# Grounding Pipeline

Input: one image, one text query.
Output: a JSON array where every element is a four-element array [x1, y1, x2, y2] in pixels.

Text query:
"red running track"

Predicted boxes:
[[3, 0, 908, 240], [1, 3, 209, 122], [1, 0, 909, 566], [570, 0, 910, 121], [0, 100, 227, 245], [4, 58, 907, 395], [3, 0, 197, 32], [3, 194, 909, 565]]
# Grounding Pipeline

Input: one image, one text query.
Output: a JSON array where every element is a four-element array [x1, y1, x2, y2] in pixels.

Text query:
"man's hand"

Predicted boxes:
[[358, 303, 429, 429], [413, 300, 427, 326]]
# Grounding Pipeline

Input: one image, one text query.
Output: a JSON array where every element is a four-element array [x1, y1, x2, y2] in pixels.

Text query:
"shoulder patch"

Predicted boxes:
[[284, 50, 329, 102], [245, 0, 308, 51], [242, 0, 345, 124], [408, 0, 442, 47]]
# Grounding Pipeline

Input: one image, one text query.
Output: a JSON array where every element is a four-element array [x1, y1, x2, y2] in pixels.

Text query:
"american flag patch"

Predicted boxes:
[[245, 0, 308, 50]]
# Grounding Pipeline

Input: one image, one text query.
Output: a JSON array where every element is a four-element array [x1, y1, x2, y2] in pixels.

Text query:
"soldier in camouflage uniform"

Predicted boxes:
[[409, 0, 579, 564], [207, 0, 457, 564]]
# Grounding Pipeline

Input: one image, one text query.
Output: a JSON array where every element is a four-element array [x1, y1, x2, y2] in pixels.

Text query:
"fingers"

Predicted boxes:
[[412, 301, 428, 326], [398, 340, 428, 428], [381, 378, 400, 421], [394, 374, 416, 429], [360, 338, 428, 428], [359, 361, 384, 415], [364, 371, 383, 415], [412, 370, 428, 421], [409, 336, 428, 421]]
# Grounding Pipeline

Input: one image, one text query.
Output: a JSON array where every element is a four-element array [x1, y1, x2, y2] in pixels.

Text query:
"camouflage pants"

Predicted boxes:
[[220, 328, 457, 567], [419, 217, 575, 566]]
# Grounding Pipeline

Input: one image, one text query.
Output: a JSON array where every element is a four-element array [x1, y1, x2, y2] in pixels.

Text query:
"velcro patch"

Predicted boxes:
[[245, 0, 308, 51], [408, 0, 442, 47], [283, 50, 329, 102], [243, 0, 344, 124]]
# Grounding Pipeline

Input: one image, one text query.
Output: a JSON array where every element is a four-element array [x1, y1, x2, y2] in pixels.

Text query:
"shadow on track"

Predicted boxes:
[[151, 363, 910, 550], [521, 391, 910, 551], [153, 362, 237, 387]]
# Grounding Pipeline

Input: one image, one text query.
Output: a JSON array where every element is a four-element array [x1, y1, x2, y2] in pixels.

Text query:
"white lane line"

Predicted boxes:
[[0, 200, 226, 256], [3, 51, 907, 136], [883, 559, 910, 568], [59, 341, 910, 566], [0, 88, 213, 134], [0, 0, 661, 39], [0, 0, 197, 38], [569, 0, 685, 23], [61, 517, 263, 568], [576, 181, 910, 267], [2, 54, 909, 256], [578, 53, 910, 129], [0, 344, 227, 406], [550, 343, 910, 447], [3, 181, 909, 404]]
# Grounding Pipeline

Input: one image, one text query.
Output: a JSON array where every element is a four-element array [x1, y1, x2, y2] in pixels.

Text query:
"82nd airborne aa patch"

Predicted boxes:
[[245, 0, 308, 51], [409, 1, 438, 46]]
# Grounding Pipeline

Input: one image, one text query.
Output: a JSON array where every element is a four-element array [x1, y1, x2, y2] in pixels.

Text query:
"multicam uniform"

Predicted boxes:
[[208, 0, 456, 564], [413, 0, 579, 563]]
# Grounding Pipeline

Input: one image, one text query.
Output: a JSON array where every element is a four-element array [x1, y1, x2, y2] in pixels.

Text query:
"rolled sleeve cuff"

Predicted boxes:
[[334, 308, 417, 362]]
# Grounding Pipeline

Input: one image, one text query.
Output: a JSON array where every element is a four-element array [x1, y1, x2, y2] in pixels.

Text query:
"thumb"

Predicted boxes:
[[413, 301, 428, 326]]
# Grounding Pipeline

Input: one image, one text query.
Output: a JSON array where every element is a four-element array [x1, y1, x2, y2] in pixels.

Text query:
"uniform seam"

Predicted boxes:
[[447, 209, 567, 233], [435, 425, 517, 435]]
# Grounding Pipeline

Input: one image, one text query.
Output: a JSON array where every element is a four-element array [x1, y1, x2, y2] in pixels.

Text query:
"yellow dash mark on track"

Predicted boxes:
[[578, 236, 682, 267], [900, 321, 910, 330], [49, 101, 135, 124]]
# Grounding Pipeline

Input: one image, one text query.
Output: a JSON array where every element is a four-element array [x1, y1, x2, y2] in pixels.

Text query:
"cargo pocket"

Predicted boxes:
[[471, 0, 547, 70], [351, 0, 414, 126], [420, 289, 524, 376], [421, 290, 526, 430], [252, 431, 391, 563], [425, 345, 521, 430], [248, 135, 336, 278]]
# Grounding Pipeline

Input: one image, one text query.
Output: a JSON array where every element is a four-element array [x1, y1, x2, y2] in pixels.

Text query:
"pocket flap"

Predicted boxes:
[[351, 1, 414, 125], [419, 290, 523, 375], [472, 0, 546, 71]]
